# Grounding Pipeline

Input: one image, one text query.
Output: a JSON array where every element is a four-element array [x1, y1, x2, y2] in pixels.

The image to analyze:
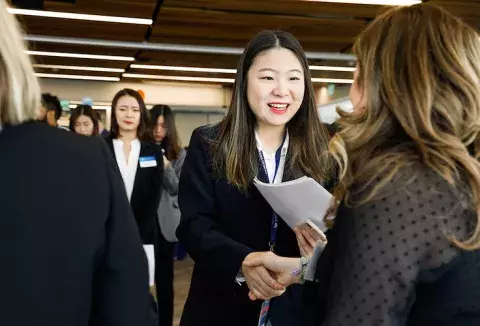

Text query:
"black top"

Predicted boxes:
[[104, 136, 164, 244], [313, 163, 480, 326], [177, 125, 307, 326], [0, 122, 156, 326]]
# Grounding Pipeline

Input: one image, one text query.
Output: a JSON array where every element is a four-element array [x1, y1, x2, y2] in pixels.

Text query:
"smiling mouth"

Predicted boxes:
[[268, 103, 289, 114]]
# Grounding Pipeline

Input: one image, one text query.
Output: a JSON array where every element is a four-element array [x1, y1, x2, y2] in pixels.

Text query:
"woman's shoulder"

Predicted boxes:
[[192, 123, 221, 142]]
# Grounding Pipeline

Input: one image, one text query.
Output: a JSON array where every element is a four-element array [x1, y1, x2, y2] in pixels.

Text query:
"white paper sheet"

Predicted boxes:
[[143, 245, 155, 287], [254, 176, 333, 232]]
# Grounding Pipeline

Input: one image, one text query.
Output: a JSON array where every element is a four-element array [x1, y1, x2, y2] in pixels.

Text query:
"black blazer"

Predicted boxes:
[[177, 125, 308, 326], [104, 136, 164, 245], [0, 122, 155, 326]]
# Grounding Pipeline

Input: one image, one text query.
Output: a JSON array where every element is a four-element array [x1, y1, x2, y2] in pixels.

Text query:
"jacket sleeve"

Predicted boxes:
[[162, 165, 179, 196], [89, 139, 157, 326], [176, 127, 254, 284], [162, 149, 187, 196]]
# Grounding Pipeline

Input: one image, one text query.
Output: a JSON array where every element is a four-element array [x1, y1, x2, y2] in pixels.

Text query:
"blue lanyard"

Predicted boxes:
[[258, 137, 285, 252]]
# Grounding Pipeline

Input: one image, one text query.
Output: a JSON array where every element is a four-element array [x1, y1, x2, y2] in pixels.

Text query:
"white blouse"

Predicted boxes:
[[113, 138, 141, 202]]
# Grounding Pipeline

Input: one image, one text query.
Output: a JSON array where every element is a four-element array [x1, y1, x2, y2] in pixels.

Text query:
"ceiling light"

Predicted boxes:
[[122, 73, 235, 83], [26, 51, 134, 61], [35, 73, 120, 82], [69, 104, 112, 110], [124, 73, 353, 84], [130, 64, 237, 74], [8, 8, 152, 25], [33, 64, 125, 73], [69, 100, 112, 106], [305, 0, 421, 5], [309, 66, 356, 72], [312, 78, 354, 84], [131, 64, 355, 73]]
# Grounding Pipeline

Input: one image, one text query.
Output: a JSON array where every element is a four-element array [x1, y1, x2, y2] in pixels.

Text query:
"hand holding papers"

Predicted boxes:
[[253, 176, 334, 235]]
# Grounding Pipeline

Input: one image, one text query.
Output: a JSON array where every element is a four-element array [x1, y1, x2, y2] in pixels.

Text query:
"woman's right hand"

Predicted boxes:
[[242, 252, 302, 300], [241, 252, 286, 301]]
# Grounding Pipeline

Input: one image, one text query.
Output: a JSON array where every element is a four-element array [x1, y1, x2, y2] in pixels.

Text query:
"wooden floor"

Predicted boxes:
[[173, 258, 194, 326]]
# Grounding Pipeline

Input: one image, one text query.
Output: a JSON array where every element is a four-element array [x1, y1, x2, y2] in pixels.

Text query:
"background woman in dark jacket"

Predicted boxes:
[[150, 104, 187, 326], [104, 89, 166, 324]]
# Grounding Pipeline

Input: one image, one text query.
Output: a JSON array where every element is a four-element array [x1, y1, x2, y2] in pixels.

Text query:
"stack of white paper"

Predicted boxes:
[[143, 245, 155, 287], [254, 176, 333, 232]]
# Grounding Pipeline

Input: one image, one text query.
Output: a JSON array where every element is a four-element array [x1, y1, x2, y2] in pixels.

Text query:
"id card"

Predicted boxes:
[[139, 156, 157, 168]]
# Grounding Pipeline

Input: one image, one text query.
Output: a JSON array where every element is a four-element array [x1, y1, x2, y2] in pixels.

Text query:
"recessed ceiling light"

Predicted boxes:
[[131, 64, 355, 73], [8, 8, 152, 25], [33, 64, 125, 73], [35, 73, 120, 82], [312, 78, 354, 84], [130, 64, 237, 74], [26, 51, 134, 61], [122, 73, 235, 83], [305, 0, 421, 5], [124, 73, 353, 84], [309, 66, 356, 72]]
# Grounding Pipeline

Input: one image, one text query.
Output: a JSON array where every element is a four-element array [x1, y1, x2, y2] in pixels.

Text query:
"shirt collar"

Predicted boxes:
[[254, 129, 289, 156]]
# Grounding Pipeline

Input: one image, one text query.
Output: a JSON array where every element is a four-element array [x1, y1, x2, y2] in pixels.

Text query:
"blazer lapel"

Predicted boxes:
[[104, 136, 114, 156], [131, 142, 149, 204]]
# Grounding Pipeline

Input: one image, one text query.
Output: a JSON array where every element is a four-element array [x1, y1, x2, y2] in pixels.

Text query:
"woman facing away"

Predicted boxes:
[[244, 4, 480, 326], [0, 2, 156, 325], [176, 30, 333, 326]]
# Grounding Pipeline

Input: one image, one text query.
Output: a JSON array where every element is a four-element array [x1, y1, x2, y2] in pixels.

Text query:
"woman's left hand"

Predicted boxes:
[[294, 227, 320, 257]]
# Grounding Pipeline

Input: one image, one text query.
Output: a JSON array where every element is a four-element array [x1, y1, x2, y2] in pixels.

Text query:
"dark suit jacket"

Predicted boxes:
[[0, 122, 155, 326], [104, 136, 164, 244], [177, 125, 308, 326]]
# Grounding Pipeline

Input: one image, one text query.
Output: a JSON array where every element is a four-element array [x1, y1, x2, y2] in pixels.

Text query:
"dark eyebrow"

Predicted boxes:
[[258, 68, 303, 74]]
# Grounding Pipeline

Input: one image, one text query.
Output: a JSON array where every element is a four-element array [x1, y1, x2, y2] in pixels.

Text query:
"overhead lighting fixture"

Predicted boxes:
[[69, 104, 112, 110], [309, 65, 356, 72], [33, 64, 125, 73], [8, 8, 152, 25], [131, 64, 355, 73], [312, 78, 354, 84], [35, 73, 120, 82], [305, 0, 421, 5], [124, 73, 352, 84], [130, 64, 237, 74], [122, 73, 235, 83], [26, 51, 134, 61]]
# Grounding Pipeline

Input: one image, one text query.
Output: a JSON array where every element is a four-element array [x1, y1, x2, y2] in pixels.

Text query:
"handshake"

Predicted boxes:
[[241, 226, 325, 301]]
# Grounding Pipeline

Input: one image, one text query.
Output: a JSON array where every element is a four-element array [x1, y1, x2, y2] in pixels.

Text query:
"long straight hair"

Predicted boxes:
[[150, 105, 182, 160], [329, 4, 480, 249], [69, 104, 99, 136], [211, 30, 333, 190], [0, 1, 40, 127], [110, 88, 153, 142]]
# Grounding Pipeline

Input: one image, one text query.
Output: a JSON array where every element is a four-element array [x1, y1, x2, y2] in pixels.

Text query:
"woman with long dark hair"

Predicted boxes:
[[176, 30, 333, 326], [149, 104, 187, 326], [69, 104, 99, 136], [104, 89, 166, 324], [244, 4, 480, 326]]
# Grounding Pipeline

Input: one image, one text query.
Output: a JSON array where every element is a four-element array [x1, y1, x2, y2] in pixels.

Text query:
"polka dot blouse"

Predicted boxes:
[[313, 164, 480, 325]]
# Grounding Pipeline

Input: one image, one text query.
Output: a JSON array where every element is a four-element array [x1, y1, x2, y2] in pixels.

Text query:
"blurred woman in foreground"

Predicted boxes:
[[0, 2, 156, 325]]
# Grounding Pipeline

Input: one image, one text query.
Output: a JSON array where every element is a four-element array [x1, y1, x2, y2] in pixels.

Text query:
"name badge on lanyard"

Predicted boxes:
[[139, 156, 157, 168]]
